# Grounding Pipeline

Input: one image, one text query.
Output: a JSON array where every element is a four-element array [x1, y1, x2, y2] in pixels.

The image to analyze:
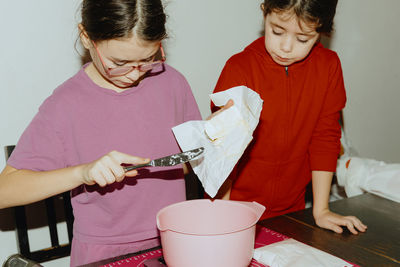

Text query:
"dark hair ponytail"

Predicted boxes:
[[262, 0, 338, 34], [81, 0, 167, 42]]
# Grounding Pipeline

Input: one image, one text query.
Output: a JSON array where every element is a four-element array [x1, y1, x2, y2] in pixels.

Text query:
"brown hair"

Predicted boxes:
[[262, 0, 338, 34], [81, 0, 167, 42]]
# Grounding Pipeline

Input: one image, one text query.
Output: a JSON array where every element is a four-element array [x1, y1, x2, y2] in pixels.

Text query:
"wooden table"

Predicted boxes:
[[259, 193, 400, 266], [81, 193, 400, 267]]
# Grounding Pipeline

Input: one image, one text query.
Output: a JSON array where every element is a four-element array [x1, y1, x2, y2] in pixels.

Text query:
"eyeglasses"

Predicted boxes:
[[92, 40, 166, 77]]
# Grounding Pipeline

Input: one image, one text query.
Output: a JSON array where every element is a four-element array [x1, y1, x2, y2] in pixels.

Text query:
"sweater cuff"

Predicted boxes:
[[310, 153, 339, 172]]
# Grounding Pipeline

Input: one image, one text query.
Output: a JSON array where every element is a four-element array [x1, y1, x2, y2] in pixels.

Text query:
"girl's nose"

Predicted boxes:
[[125, 68, 141, 81], [280, 37, 293, 53]]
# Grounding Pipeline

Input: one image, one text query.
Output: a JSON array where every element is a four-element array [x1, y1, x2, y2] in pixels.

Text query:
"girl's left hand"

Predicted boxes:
[[206, 99, 234, 120], [314, 209, 367, 234]]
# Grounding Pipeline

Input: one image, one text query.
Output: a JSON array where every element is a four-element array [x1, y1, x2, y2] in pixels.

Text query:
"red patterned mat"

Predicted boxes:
[[101, 225, 357, 267]]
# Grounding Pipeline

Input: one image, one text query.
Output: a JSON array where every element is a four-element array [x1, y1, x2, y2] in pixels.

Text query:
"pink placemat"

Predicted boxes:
[[101, 226, 357, 267]]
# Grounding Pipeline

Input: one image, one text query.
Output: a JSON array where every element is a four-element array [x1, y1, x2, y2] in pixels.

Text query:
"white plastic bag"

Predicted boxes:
[[336, 129, 400, 202], [253, 239, 349, 267]]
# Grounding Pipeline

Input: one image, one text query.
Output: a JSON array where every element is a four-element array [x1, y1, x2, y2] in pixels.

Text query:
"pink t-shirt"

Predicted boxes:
[[8, 63, 201, 263]]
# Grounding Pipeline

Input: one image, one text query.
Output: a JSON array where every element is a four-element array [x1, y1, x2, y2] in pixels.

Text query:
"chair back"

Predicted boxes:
[[4, 145, 74, 263]]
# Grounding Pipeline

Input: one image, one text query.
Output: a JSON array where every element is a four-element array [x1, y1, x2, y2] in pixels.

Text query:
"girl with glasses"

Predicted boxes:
[[212, 0, 367, 235], [0, 0, 201, 265]]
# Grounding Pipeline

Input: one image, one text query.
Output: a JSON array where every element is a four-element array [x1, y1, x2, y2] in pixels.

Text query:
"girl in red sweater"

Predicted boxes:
[[213, 0, 367, 234]]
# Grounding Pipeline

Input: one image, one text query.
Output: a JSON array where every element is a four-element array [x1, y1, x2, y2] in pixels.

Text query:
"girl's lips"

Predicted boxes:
[[275, 55, 290, 62]]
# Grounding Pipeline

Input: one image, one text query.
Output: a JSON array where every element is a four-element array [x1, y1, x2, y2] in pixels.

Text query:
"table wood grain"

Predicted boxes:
[[259, 193, 400, 267]]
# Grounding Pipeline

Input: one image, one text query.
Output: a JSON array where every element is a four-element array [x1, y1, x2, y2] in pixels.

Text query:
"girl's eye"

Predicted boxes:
[[141, 55, 156, 63], [297, 38, 309, 43], [272, 29, 283, 36], [114, 62, 126, 67], [142, 58, 153, 63]]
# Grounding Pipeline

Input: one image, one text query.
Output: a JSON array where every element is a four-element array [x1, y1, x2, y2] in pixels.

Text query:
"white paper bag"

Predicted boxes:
[[253, 239, 350, 267], [172, 86, 263, 197]]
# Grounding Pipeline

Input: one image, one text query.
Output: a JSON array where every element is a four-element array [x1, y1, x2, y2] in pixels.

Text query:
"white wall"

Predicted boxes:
[[328, 0, 400, 163], [164, 0, 263, 118], [0, 0, 83, 167], [1, 0, 399, 265]]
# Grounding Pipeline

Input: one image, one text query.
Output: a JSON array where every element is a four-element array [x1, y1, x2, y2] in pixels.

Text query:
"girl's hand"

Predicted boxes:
[[314, 209, 367, 234], [80, 151, 150, 187], [207, 99, 234, 120]]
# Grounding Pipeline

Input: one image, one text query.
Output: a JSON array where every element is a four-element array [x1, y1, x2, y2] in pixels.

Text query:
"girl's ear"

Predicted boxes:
[[78, 23, 91, 49], [260, 3, 265, 14]]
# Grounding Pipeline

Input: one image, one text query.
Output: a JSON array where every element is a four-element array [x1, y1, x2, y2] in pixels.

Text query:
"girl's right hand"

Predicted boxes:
[[80, 151, 150, 187]]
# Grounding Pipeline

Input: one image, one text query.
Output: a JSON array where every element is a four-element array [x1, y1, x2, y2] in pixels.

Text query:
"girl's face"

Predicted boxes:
[[264, 10, 320, 66], [91, 37, 161, 88], [80, 27, 161, 90]]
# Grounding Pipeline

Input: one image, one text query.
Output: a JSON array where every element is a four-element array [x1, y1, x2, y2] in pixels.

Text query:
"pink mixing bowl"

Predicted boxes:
[[156, 199, 265, 267]]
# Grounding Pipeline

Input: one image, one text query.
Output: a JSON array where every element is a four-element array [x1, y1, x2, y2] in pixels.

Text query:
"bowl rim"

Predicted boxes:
[[156, 199, 260, 235]]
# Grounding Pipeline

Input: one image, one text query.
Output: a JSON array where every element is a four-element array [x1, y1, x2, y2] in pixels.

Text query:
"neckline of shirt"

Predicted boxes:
[[250, 37, 321, 70]]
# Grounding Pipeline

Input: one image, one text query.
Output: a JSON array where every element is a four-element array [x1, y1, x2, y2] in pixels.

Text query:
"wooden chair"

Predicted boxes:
[[4, 145, 74, 263], [184, 171, 204, 200]]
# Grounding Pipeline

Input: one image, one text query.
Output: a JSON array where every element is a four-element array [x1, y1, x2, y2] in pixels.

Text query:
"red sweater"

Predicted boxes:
[[213, 37, 346, 220]]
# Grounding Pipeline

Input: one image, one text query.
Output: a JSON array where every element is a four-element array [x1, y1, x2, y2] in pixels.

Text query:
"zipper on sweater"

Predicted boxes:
[[284, 65, 290, 159]]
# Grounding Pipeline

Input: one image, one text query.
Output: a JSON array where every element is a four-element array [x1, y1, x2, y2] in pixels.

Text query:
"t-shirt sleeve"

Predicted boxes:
[[309, 54, 346, 172], [179, 74, 202, 122], [7, 96, 66, 171]]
